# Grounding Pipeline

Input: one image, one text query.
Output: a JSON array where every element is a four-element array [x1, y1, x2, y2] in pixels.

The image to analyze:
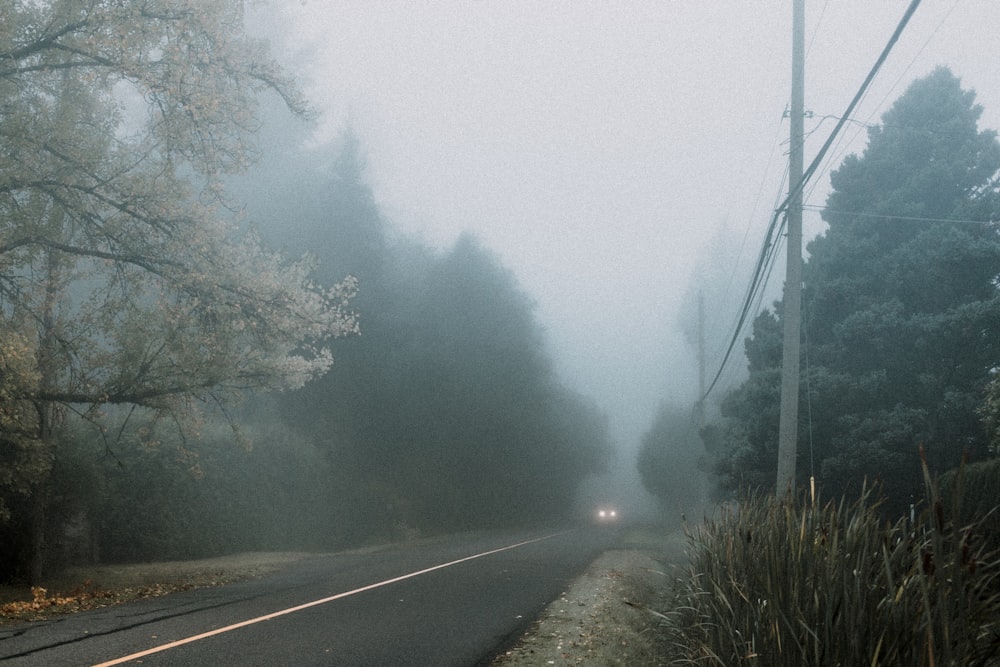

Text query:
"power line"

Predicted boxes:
[[803, 205, 997, 226], [698, 0, 923, 406], [808, 1, 957, 207], [778, 0, 924, 226]]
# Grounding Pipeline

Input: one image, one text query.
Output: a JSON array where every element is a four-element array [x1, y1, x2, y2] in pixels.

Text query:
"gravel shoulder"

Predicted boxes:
[[491, 526, 688, 666]]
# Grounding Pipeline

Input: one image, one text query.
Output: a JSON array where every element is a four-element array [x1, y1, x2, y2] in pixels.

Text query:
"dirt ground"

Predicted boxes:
[[0, 552, 316, 619], [2, 526, 690, 666], [491, 527, 688, 666]]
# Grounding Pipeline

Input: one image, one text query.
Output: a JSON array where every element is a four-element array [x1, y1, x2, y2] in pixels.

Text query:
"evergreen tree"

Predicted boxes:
[[247, 136, 610, 539], [714, 68, 1000, 512]]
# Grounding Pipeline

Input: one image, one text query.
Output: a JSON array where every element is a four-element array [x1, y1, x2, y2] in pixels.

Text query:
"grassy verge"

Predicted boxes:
[[663, 458, 1000, 665]]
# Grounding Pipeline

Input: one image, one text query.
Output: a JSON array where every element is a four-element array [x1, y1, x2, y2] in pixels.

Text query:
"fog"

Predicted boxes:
[[7, 0, 1000, 589], [248, 2, 998, 457]]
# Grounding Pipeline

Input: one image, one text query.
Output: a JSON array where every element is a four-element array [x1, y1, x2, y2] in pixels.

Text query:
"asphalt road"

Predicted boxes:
[[0, 525, 620, 666]]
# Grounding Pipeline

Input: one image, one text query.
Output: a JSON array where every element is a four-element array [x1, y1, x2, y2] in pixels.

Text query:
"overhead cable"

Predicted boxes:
[[698, 0, 923, 406]]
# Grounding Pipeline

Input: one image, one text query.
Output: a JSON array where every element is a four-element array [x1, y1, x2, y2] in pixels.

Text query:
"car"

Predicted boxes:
[[595, 507, 618, 522]]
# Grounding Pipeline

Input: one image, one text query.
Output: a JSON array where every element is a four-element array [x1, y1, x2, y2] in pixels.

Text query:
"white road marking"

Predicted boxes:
[[91, 532, 564, 666]]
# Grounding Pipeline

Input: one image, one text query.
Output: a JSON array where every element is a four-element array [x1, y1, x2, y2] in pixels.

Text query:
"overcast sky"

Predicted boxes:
[[255, 1, 1000, 455]]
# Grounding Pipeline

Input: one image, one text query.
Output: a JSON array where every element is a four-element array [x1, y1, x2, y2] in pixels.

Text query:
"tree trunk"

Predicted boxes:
[[29, 483, 47, 585], [28, 242, 63, 584]]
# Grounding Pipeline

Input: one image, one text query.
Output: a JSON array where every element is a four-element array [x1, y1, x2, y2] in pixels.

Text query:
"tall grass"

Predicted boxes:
[[666, 457, 1000, 665]]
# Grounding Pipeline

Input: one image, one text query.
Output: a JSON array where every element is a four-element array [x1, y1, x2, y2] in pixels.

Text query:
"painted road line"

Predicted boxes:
[[91, 531, 566, 667]]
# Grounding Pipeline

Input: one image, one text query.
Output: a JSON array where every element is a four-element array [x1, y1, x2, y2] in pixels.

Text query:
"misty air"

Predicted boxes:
[[2, 2, 1000, 665]]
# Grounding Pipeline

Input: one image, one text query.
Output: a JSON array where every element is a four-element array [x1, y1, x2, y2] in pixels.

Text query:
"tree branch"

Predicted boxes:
[[0, 19, 90, 63], [0, 234, 182, 275]]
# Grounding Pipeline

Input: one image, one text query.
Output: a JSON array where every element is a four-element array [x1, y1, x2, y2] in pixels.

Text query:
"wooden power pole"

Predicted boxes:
[[776, 0, 805, 494], [697, 291, 706, 428]]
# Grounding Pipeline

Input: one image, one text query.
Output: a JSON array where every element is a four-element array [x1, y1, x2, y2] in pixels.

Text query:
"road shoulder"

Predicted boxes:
[[490, 527, 687, 666]]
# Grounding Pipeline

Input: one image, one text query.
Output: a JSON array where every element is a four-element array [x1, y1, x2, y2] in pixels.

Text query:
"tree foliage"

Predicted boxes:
[[1, 0, 357, 407], [0, 0, 357, 580], [712, 68, 1000, 512]]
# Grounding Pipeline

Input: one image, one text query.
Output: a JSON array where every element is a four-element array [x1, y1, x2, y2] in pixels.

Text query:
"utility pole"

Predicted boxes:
[[697, 291, 706, 428], [776, 0, 805, 495]]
